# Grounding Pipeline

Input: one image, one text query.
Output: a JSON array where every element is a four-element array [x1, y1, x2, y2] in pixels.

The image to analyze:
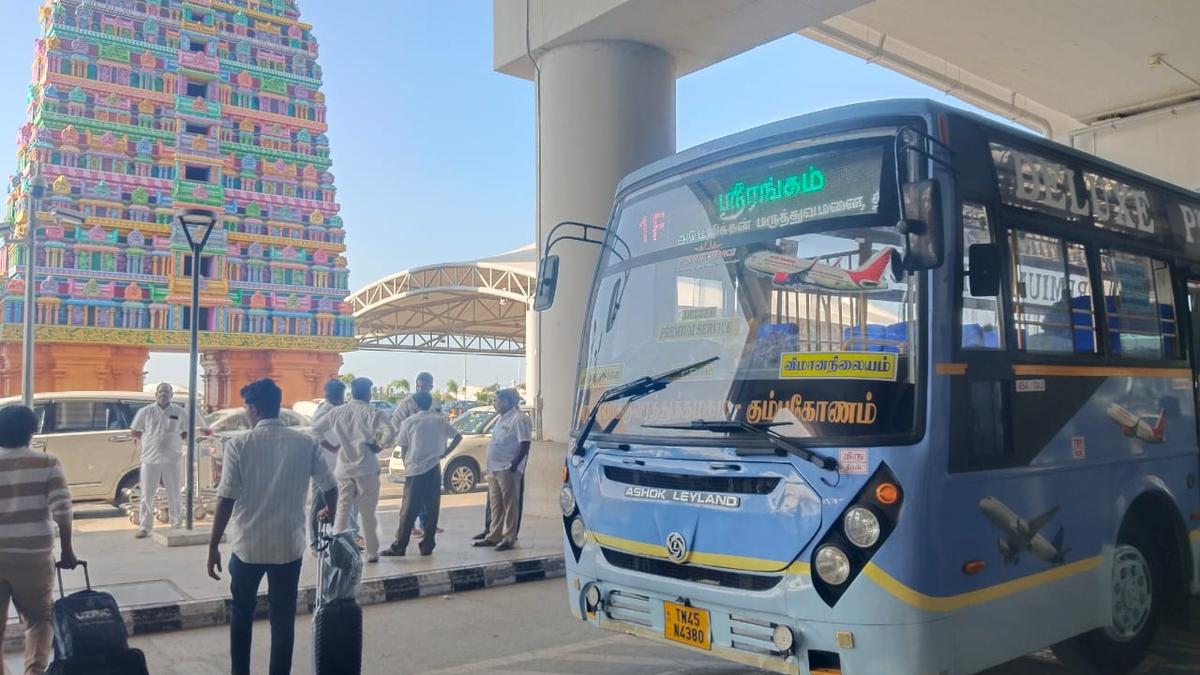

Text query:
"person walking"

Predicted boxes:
[[382, 392, 462, 557], [472, 388, 531, 552], [0, 405, 77, 675], [310, 379, 357, 552], [207, 379, 337, 675], [391, 371, 443, 537], [312, 377, 395, 563], [129, 382, 188, 537]]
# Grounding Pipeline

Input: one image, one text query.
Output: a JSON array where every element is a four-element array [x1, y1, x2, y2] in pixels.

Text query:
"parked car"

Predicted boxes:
[[444, 400, 481, 420], [0, 391, 209, 505], [370, 400, 396, 414], [388, 405, 532, 494], [199, 407, 312, 467]]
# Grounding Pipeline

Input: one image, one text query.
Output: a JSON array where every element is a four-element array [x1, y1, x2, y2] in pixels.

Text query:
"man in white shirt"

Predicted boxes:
[[311, 377, 395, 563], [473, 388, 531, 552], [309, 379, 353, 552], [391, 371, 442, 537], [382, 392, 461, 557], [207, 378, 337, 675], [130, 382, 188, 537]]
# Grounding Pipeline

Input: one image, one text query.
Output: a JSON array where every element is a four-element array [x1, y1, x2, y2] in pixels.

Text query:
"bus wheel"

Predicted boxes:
[[1051, 526, 1160, 674]]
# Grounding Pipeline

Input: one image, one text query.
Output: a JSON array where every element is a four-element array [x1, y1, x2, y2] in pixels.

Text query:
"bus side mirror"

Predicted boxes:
[[898, 179, 944, 271], [533, 254, 560, 311], [967, 243, 1001, 297]]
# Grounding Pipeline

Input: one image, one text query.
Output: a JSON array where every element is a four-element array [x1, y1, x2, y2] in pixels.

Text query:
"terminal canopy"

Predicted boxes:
[[350, 245, 535, 356]]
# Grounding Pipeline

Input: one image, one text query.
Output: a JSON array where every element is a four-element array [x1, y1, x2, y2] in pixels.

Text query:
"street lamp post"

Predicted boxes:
[[177, 209, 217, 531], [20, 167, 46, 407]]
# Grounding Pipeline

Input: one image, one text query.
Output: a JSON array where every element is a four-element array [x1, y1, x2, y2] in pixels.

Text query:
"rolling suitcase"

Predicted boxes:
[[313, 526, 363, 675], [51, 561, 128, 660], [43, 647, 150, 675]]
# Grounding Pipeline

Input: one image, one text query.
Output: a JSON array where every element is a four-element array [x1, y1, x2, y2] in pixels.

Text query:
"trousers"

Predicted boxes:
[[228, 555, 303, 675], [0, 554, 54, 675], [138, 461, 182, 531], [484, 470, 522, 545], [334, 474, 380, 558], [391, 467, 441, 554]]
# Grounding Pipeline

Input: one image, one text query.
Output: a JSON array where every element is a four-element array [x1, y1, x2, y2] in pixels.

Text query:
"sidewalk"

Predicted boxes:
[[3, 493, 565, 653]]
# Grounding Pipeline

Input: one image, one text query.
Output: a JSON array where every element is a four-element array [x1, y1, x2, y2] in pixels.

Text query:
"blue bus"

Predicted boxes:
[[536, 99, 1200, 674]]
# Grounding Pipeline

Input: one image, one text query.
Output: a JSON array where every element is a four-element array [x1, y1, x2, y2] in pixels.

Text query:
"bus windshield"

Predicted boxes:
[[578, 136, 920, 444]]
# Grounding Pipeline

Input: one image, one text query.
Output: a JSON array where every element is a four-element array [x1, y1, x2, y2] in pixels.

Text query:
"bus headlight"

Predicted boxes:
[[569, 516, 587, 549], [842, 506, 881, 548], [771, 624, 795, 653], [814, 546, 851, 585], [585, 583, 601, 611], [559, 485, 577, 516]]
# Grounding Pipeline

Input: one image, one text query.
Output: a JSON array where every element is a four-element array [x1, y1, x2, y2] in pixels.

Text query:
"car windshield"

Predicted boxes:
[[578, 134, 920, 444], [454, 409, 496, 434]]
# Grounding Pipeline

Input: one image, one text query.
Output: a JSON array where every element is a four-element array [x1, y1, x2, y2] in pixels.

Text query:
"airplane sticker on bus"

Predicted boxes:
[[1106, 403, 1166, 444], [744, 247, 897, 293], [979, 497, 1070, 566]]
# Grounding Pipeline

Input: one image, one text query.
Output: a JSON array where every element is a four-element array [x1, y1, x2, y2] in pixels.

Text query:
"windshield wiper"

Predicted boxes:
[[641, 419, 838, 472], [573, 356, 719, 456]]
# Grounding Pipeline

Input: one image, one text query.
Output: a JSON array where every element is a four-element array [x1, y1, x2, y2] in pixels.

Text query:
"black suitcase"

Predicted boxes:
[[44, 647, 149, 675], [313, 527, 362, 675], [51, 561, 129, 660], [313, 598, 362, 674]]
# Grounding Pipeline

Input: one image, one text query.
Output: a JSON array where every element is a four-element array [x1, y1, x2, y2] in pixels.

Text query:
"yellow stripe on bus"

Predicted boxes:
[[1190, 529, 1200, 542], [862, 556, 1101, 613]]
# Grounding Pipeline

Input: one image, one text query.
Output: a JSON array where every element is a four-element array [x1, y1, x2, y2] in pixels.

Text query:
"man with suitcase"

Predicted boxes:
[[0, 405, 77, 675], [207, 379, 338, 675]]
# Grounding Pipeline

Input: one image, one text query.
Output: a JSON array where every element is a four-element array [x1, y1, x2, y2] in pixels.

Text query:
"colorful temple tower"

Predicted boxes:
[[2, 0, 355, 407]]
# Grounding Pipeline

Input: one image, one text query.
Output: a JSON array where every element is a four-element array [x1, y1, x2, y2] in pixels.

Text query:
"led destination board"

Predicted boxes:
[[615, 143, 886, 259]]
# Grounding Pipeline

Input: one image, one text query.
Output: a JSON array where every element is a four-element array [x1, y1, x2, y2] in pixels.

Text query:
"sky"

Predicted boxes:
[[0, 1, 1015, 394]]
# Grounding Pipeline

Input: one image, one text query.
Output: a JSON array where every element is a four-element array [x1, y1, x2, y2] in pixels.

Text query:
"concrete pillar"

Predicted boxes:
[[525, 41, 674, 518], [534, 40, 676, 443]]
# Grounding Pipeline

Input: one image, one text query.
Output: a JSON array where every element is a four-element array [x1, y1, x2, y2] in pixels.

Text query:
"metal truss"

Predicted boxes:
[[349, 260, 534, 356]]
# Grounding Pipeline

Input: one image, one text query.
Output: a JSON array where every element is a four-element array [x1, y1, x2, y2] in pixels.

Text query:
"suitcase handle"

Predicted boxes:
[[55, 559, 90, 599]]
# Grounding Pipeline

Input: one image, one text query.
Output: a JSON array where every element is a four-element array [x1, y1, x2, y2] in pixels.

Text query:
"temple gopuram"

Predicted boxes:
[[2, 0, 354, 407]]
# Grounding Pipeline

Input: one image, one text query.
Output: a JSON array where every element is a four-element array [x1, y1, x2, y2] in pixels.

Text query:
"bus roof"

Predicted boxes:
[[614, 98, 1197, 204]]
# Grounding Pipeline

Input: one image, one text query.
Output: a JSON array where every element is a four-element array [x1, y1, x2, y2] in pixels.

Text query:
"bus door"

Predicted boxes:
[[1186, 278, 1200, 460]]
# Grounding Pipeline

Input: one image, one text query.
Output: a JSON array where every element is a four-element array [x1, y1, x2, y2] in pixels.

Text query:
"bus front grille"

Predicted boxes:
[[603, 466, 781, 495], [601, 548, 782, 591]]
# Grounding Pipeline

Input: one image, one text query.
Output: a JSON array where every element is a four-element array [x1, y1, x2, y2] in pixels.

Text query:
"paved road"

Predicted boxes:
[[16, 578, 1198, 675]]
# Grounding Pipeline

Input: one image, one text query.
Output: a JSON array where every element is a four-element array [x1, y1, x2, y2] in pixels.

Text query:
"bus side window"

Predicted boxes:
[[1008, 231, 1097, 354], [960, 204, 1003, 349], [1098, 251, 1179, 359]]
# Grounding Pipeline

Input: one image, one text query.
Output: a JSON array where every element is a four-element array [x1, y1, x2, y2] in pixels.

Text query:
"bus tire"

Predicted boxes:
[[1050, 523, 1160, 674]]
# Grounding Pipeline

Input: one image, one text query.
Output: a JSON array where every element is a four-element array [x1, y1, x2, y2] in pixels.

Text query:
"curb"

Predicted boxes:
[[3, 554, 565, 653]]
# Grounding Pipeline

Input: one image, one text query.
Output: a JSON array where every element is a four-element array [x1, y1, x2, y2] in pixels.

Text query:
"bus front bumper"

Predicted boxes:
[[566, 570, 954, 675]]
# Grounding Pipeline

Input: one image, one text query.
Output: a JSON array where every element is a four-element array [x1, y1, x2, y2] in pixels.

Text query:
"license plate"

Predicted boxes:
[[663, 601, 711, 650]]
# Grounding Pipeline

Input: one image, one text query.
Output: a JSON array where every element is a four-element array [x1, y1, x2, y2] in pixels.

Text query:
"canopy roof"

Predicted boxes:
[[349, 245, 535, 356]]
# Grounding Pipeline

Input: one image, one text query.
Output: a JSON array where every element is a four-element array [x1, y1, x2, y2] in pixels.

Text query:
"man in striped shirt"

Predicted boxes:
[[207, 379, 337, 675], [0, 404, 77, 675]]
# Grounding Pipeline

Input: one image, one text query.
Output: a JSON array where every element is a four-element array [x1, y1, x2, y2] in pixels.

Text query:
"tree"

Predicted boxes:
[[389, 378, 410, 395], [445, 379, 460, 399], [338, 372, 355, 385], [476, 383, 501, 405]]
